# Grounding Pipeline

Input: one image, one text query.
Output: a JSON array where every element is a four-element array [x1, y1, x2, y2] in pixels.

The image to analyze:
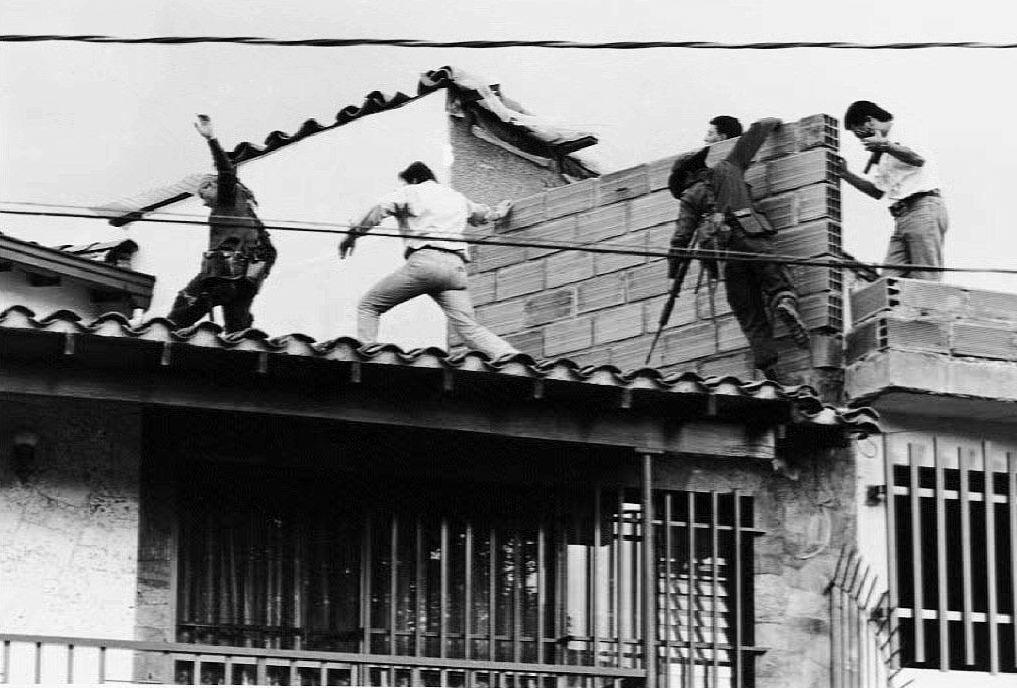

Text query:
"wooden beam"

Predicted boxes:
[[0, 361, 776, 460]]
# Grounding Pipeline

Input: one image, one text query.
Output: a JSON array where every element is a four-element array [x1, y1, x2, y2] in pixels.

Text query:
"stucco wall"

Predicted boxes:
[[0, 396, 142, 637], [0, 270, 102, 319], [449, 116, 569, 206]]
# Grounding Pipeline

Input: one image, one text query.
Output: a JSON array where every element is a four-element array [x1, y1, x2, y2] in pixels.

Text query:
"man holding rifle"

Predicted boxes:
[[662, 116, 810, 382]]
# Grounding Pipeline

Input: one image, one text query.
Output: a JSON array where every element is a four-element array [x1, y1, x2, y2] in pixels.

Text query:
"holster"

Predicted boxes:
[[730, 207, 776, 236]]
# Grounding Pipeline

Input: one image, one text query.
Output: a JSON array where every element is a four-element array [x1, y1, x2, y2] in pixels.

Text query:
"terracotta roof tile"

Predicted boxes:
[[0, 304, 879, 437]]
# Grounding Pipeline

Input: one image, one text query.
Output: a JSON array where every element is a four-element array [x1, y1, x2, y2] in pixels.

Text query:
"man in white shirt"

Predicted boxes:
[[835, 100, 948, 281], [338, 161, 519, 360]]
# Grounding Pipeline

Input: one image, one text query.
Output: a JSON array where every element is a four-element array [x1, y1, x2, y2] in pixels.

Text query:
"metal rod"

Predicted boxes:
[[1009, 451, 1017, 669], [733, 490, 742, 688], [983, 441, 1000, 674], [933, 437, 948, 670], [615, 487, 623, 667], [710, 492, 718, 688], [882, 435, 900, 675], [98, 646, 106, 684], [465, 522, 474, 661], [33, 642, 41, 684], [592, 488, 601, 669], [441, 517, 450, 659], [958, 447, 974, 665], [664, 492, 673, 688], [489, 528, 497, 663], [2, 639, 9, 684], [362, 512, 373, 654], [66, 643, 74, 684], [907, 444, 925, 662], [416, 516, 425, 658], [514, 529, 523, 664], [830, 564, 840, 688], [685, 493, 695, 688], [391, 514, 399, 656], [538, 517, 547, 665], [641, 452, 658, 688]]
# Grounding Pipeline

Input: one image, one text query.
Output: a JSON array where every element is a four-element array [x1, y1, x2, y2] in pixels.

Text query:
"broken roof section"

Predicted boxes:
[[100, 66, 600, 226]]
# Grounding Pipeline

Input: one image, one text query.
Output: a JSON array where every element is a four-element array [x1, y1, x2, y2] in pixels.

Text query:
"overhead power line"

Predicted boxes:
[[2, 34, 1017, 50], [3, 202, 1017, 277]]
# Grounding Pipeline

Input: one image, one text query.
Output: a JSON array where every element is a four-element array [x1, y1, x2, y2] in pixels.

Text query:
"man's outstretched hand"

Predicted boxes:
[[194, 114, 215, 140], [338, 229, 358, 260]]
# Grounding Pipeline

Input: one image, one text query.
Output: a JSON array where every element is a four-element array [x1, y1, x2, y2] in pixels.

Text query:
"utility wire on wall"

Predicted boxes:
[[3, 202, 1017, 277]]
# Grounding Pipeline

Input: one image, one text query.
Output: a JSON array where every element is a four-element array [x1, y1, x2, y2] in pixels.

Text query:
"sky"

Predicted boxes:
[[2, 0, 1017, 319]]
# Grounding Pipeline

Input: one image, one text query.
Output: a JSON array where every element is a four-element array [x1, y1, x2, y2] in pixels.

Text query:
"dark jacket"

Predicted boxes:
[[670, 117, 781, 240], [206, 138, 268, 252]]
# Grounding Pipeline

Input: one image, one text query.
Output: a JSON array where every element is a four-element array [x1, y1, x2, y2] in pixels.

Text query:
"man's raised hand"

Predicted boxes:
[[194, 114, 215, 140]]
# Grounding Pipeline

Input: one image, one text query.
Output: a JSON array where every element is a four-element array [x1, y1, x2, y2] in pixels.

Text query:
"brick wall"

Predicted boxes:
[[464, 114, 844, 389]]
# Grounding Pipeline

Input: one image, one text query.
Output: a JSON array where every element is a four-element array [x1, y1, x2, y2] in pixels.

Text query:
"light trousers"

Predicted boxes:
[[357, 248, 518, 359]]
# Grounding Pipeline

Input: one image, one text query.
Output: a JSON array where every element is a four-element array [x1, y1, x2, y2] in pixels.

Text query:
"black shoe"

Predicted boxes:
[[775, 298, 810, 347]]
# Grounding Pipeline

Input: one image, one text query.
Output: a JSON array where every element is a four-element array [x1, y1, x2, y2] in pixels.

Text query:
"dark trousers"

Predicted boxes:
[[723, 232, 796, 371], [168, 276, 259, 333], [168, 239, 276, 334]]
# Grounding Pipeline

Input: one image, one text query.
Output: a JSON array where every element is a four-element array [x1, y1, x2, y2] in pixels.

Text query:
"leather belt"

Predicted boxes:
[[889, 189, 940, 217], [405, 245, 467, 261]]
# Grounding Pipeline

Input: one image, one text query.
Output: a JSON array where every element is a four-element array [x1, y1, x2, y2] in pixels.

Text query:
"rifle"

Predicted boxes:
[[645, 225, 701, 365]]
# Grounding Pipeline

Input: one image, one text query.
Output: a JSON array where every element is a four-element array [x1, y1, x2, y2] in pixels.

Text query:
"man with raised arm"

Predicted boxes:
[[666, 116, 810, 383], [167, 115, 277, 333], [338, 161, 519, 361]]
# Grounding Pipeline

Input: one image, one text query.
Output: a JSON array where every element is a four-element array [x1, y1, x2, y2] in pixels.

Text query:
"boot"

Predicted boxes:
[[774, 297, 810, 347]]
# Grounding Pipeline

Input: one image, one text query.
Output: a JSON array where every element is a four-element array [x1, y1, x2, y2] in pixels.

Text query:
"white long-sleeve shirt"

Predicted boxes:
[[357, 180, 504, 260]]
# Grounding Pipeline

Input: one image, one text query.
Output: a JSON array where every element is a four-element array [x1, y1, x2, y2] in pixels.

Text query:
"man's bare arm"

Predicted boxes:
[[834, 156, 884, 200], [866, 138, 925, 167]]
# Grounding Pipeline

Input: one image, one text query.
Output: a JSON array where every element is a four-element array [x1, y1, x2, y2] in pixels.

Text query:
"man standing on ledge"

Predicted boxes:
[[667, 116, 810, 383], [339, 161, 520, 362], [836, 100, 948, 281]]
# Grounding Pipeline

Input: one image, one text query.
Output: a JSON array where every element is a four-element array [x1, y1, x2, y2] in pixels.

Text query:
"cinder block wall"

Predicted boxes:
[[846, 277, 1017, 400], [464, 114, 844, 390]]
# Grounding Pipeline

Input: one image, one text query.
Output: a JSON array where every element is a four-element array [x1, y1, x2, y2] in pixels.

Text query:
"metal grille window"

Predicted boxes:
[[887, 440, 1017, 673], [176, 464, 756, 685]]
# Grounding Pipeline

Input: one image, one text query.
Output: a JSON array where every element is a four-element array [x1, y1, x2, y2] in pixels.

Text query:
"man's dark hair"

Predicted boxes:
[[399, 161, 437, 185], [710, 115, 743, 139], [843, 101, 893, 129]]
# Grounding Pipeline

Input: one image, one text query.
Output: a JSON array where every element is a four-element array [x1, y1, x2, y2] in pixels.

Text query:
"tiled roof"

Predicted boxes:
[[102, 66, 599, 225], [0, 305, 879, 437]]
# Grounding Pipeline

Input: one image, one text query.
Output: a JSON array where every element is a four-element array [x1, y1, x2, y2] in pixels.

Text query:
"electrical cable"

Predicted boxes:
[[3, 201, 1016, 276], [3, 34, 1017, 50]]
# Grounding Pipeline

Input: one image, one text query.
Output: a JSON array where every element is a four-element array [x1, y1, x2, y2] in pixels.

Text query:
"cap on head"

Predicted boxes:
[[672, 147, 710, 193]]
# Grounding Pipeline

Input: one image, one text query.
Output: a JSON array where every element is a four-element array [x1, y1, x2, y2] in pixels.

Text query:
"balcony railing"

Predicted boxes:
[[0, 633, 645, 686]]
